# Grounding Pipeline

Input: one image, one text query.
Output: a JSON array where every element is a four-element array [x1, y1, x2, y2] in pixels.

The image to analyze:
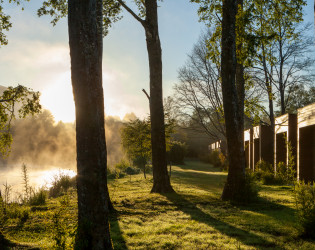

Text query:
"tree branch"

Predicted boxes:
[[117, 0, 146, 27], [142, 88, 150, 101]]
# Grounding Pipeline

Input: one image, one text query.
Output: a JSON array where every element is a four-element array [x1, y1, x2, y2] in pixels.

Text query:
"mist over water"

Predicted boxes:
[[0, 110, 134, 197]]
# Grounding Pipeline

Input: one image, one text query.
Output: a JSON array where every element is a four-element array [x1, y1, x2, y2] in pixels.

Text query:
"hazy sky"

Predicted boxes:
[[0, 0, 314, 122]]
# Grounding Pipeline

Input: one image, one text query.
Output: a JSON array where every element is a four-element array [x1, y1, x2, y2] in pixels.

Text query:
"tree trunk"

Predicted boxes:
[[144, 0, 174, 193], [68, 0, 112, 249], [221, 0, 246, 201]]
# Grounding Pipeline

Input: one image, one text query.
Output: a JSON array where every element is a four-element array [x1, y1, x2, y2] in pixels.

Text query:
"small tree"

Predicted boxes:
[[121, 118, 151, 179], [121, 116, 175, 179]]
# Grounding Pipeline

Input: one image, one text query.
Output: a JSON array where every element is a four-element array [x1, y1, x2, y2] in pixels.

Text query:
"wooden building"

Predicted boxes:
[[244, 128, 253, 170], [297, 103, 315, 182], [253, 124, 273, 169], [274, 114, 297, 171]]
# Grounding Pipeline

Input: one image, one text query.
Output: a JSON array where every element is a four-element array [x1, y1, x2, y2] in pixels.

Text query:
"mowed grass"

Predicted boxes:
[[2, 160, 315, 249]]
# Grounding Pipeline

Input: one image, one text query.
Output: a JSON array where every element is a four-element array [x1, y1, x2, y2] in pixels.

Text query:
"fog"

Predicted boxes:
[[0, 110, 135, 197]]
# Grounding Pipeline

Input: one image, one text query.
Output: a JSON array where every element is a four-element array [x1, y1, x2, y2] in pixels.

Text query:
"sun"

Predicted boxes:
[[40, 73, 75, 123]]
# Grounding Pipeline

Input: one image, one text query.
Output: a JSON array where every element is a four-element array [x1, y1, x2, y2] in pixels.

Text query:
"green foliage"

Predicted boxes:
[[5, 204, 30, 225], [0, 85, 41, 157], [29, 189, 47, 206], [0, 0, 30, 46], [282, 85, 315, 114], [121, 118, 151, 166], [37, 0, 122, 36], [294, 181, 315, 238], [254, 160, 281, 185], [235, 172, 260, 204], [52, 209, 67, 249], [168, 141, 186, 165], [200, 150, 228, 170], [49, 172, 76, 198]]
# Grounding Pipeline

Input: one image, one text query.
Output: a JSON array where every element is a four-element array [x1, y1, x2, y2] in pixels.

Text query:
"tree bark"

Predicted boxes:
[[68, 0, 112, 249], [144, 0, 174, 193], [221, 0, 246, 201]]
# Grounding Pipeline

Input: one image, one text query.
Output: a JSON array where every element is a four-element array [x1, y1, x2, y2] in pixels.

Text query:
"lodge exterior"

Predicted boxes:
[[209, 103, 315, 182]]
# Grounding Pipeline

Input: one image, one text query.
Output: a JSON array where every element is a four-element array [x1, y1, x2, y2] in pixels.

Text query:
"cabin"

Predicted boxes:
[[274, 114, 297, 171], [297, 103, 315, 182], [253, 124, 273, 169], [244, 128, 253, 170]]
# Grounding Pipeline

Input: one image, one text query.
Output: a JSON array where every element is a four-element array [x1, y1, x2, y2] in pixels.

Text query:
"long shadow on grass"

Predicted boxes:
[[236, 196, 296, 223], [171, 169, 226, 193], [176, 161, 223, 173], [109, 212, 128, 250], [163, 192, 281, 249]]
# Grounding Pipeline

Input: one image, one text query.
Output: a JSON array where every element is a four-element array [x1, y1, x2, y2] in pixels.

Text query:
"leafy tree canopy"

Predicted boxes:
[[0, 85, 41, 157]]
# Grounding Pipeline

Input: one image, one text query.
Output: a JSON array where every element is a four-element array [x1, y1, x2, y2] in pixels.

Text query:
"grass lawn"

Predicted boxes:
[[1, 160, 315, 249]]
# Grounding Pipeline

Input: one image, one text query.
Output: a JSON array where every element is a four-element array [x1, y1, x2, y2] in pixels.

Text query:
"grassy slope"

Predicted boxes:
[[2, 160, 315, 249]]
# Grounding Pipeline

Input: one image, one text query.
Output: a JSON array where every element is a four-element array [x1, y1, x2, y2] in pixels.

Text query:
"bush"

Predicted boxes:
[[49, 172, 76, 198], [29, 189, 47, 206], [276, 161, 296, 185], [294, 181, 315, 238], [254, 160, 284, 185], [200, 150, 228, 170], [240, 172, 260, 203], [107, 167, 125, 180], [169, 141, 186, 165], [115, 159, 130, 172], [255, 160, 273, 173], [6, 204, 30, 224]]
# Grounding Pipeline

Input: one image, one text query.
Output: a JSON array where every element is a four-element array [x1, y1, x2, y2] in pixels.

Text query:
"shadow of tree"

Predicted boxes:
[[109, 212, 128, 250], [163, 192, 281, 249], [176, 161, 222, 173]]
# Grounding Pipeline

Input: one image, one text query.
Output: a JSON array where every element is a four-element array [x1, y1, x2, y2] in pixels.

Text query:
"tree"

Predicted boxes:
[[0, 0, 31, 47], [121, 115, 175, 179], [117, 0, 174, 193], [174, 32, 225, 142], [0, 85, 41, 157], [173, 31, 262, 143], [121, 118, 151, 179], [68, 0, 112, 248], [280, 85, 315, 114], [219, 0, 247, 201]]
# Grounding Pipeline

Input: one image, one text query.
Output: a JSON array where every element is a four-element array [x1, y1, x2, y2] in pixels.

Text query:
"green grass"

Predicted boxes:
[[1, 160, 315, 249]]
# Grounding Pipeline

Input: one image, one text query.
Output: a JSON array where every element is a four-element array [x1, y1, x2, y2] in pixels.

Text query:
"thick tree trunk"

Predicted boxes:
[[144, 0, 174, 193], [68, 0, 112, 249], [221, 0, 246, 201]]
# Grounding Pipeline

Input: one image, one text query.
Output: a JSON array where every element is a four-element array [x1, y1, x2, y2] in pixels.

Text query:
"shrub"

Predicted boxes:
[[168, 141, 186, 165], [107, 167, 125, 180], [115, 159, 130, 172], [200, 150, 220, 166], [229, 172, 260, 204], [254, 160, 284, 185], [6, 204, 30, 224], [255, 160, 273, 173], [49, 172, 76, 198], [52, 209, 67, 249], [294, 181, 315, 238], [29, 189, 47, 206]]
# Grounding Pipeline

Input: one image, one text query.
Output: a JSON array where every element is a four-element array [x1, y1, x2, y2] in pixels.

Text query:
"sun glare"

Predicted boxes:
[[41, 73, 75, 123], [35, 168, 77, 188]]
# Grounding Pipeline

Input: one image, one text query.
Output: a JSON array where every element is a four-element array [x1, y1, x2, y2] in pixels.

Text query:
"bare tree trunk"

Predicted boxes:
[[221, 0, 246, 201], [145, 0, 174, 193], [68, 0, 112, 248]]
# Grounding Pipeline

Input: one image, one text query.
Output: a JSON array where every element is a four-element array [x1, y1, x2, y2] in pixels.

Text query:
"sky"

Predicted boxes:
[[0, 0, 314, 123]]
